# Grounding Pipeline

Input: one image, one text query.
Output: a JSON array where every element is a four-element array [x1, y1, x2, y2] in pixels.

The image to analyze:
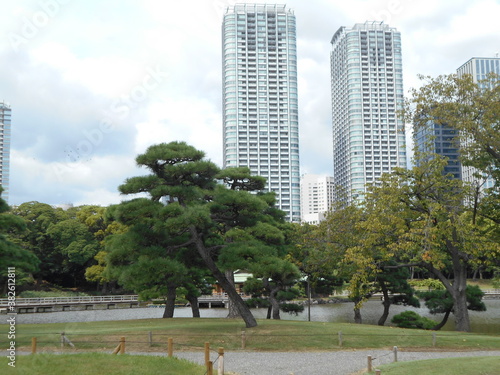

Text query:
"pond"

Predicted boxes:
[[3, 299, 499, 335]]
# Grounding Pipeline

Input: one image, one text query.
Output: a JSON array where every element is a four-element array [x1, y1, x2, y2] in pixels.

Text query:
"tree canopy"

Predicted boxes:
[[106, 141, 291, 327]]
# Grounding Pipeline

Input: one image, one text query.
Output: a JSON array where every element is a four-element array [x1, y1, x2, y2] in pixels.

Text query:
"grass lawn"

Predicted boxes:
[[369, 356, 500, 375], [5, 318, 500, 353], [1, 353, 208, 375]]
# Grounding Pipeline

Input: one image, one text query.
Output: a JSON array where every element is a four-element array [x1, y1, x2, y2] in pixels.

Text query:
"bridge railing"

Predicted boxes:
[[0, 295, 139, 307]]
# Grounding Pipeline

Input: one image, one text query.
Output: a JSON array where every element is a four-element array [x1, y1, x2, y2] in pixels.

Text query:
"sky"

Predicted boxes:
[[1, 0, 499, 207]]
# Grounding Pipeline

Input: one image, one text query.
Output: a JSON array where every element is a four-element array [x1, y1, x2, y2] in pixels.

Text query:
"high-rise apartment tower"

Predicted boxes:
[[457, 57, 500, 190], [0, 101, 11, 203], [222, 4, 300, 222], [330, 22, 406, 200]]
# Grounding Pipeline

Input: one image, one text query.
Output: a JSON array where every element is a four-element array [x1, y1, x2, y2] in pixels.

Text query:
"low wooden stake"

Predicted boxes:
[[338, 331, 343, 347], [148, 331, 153, 347], [31, 337, 37, 354], [241, 330, 246, 349], [218, 347, 225, 375], [112, 344, 120, 354], [432, 332, 437, 347], [393, 346, 398, 362], [367, 355, 372, 372], [204, 342, 210, 367], [207, 360, 213, 375], [375, 370, 381, 375], [167, 337, 173, 357], [120, 337, 125, 354]]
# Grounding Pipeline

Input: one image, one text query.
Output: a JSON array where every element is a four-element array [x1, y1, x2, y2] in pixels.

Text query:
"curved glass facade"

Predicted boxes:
[[330, 22, 407, 201]]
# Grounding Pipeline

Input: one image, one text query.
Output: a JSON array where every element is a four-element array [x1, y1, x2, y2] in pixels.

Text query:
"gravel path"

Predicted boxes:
[[171, 349, 500, 375]]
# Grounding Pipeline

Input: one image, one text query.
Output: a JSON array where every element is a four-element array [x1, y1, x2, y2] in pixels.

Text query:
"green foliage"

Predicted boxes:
[[0, 187, 39, 288], [408, 278, 445, 290], [417, 285, 486, 314], [19, 290, 88, 298], [279, 302, 305, 315], [107, 141, 291, 327], [245, 297, 270, 308], [492, 276, 500, 289], [391, 311, 437, 330], [405, 73, 500, 183], [8, 201, 118, 289]]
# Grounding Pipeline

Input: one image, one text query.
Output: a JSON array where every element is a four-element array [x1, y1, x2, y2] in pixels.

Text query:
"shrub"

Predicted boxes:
[[408, 279, 445, 290], [280, 303, 304, 316], [391, 311, 437, 330], [19, 290, 89, 298]]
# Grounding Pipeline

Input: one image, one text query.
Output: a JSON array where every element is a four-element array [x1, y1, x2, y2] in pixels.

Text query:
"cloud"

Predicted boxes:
[[2, 0, 499, 207]]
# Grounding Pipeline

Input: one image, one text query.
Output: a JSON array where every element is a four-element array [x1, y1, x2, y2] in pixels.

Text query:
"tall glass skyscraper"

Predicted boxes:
[[222, 4, 300, 222], [330, 22, 406, 200], [0, 101, 11, 203]]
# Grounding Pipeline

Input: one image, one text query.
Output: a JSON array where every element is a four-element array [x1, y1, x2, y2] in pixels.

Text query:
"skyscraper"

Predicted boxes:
[[300, 174, 335, 224], [222, 4, 300, 222], [414, 122, 462, 180], [0, 101, 11, 203], [457, 57, 500, 190], [330, 22, 406, 200]]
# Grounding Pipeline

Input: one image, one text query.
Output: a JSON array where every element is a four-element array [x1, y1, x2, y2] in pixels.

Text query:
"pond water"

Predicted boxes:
[[2, 299, 499, 334]]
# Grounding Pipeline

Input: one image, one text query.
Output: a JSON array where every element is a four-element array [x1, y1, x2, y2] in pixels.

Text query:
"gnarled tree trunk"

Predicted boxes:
[[378, 283, 391, 326], [162, 284, 177, 318], [190, 226, 257, 328], [186, 293, 200, 318], [225, 270, 241, 318]]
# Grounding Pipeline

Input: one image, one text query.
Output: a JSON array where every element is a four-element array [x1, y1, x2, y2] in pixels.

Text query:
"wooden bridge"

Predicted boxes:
[[0, 295, 140, 314]]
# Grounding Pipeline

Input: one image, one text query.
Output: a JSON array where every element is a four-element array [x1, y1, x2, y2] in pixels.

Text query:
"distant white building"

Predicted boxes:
[[300, 174, 335, 224], [0, 101, 11, 203]]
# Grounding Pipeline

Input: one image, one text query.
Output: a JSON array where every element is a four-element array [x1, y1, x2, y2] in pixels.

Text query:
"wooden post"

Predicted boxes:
[[241, 331, 246, 349], [338, 331, 343, 347], [148, 331, 153, 347], [218, 347, 224, 375], [31, 337, 37, 354], [367, 355, 372, 372], [204, 342, 210, 368], [207, 360, 213, 375], [432, 332, 436, 347], [393, 346, 398, 362], [61, 332, 65, 348], [375, 370, 381, 375], [167, 337, 173, 357], [120, 337, 125, 354]]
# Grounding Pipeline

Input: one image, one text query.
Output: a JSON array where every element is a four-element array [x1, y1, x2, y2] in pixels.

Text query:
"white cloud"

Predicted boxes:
[[2, 0, 499, 206]]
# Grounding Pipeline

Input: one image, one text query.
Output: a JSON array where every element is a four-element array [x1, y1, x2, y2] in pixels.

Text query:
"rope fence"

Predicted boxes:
[[2, 331, 493, 374], [3, 330, 474, 351]]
